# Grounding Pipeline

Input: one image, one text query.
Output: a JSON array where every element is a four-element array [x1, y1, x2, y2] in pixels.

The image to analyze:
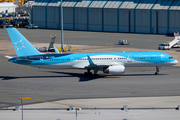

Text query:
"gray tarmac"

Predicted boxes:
[[0, 28, 180, 109]]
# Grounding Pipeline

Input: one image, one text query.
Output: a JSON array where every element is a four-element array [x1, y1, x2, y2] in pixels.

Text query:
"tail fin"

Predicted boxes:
[[7, 28, 41, 57]]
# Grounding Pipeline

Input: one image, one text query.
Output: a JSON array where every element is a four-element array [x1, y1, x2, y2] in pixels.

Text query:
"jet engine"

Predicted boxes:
[[103, 65, 125, 74]]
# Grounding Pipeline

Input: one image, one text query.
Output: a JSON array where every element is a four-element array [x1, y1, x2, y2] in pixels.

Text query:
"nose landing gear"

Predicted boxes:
[[155, 66, 161, 75]]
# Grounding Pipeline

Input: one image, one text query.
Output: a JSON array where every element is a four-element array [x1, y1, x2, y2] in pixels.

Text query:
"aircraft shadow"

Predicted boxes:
[[120, 73, 168, 76], [47, 71, 107, 82], [0, 72, 168, 81], [0, 75, 68, 80], [0, 71, 106, 82]]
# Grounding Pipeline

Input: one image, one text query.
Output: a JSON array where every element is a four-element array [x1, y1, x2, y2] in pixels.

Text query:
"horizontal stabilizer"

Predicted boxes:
[[5, 55, 15, 59], [16, 59, 33, 62]]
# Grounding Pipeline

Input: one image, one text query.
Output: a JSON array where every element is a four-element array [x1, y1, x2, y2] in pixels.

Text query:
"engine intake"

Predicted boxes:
[[103, 65, 125, 74]]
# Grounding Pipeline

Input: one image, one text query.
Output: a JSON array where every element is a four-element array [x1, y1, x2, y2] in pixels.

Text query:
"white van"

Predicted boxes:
[[158, 43, 170, 50]]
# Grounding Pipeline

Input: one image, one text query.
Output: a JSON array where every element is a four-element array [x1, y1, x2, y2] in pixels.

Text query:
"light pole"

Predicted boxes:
[[68, 107, 81, 120], [30, 2, 32, 25], [18, 97, 32, 120], [18, 97, 23, 120], [61, 0, 64, 51], [75, 108, 81, 120], [75, 108, 78, 120]]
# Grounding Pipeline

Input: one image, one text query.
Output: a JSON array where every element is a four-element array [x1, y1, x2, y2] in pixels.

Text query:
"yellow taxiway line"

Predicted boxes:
[[21, 97, 87, 108]]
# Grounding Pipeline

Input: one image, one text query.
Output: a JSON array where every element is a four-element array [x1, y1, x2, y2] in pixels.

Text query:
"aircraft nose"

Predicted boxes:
[[174, 60, 178, 64]]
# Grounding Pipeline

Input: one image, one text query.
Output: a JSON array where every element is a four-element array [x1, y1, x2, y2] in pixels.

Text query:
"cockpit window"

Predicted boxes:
[[169, 57, 173, 59]]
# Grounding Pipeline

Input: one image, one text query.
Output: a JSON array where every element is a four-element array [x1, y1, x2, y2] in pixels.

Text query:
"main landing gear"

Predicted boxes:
[[84, 69, 99, 78], [155, 66, 161, 75]]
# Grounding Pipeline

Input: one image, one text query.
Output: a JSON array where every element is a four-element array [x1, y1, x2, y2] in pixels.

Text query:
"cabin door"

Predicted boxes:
[[40, 56, 44, 64], [128, 55, 132, 63], [71, 57, 74, 64], [161, 55, 164, 62]]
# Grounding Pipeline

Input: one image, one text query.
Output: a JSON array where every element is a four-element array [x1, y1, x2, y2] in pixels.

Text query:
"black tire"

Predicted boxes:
[[155, 72, 159, 75], [84, 72, 88, 76]]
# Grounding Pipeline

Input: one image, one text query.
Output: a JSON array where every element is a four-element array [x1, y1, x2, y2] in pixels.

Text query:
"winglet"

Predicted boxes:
[[87, 55, 95, 65], [53, 46, 60, 54]]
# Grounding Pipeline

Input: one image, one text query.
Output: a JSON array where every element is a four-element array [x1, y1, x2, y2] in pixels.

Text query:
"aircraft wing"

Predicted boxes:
[[72, 55, 124, 69], [72, 62, 110, 69], [85, 63, 109, 69], [84, 55, 108, 69]]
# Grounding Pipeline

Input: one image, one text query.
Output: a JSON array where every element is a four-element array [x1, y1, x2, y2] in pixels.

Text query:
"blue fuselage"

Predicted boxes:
[[9, 52, 178, 69]]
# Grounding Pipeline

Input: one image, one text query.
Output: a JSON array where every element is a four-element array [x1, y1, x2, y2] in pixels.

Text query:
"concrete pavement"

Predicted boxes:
[[1, 96, 180, 120]]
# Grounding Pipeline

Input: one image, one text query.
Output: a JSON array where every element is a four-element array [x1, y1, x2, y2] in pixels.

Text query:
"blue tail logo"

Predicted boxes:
[[7, 28, 41, 57]]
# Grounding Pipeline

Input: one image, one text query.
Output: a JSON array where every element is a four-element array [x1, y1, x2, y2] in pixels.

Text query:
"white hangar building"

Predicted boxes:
[[0, 2, 16, 13], [31, 0, 180, 34]]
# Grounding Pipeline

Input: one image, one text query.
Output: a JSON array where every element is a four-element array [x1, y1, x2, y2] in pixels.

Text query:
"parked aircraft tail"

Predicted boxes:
[[7, 28, 41, 57]]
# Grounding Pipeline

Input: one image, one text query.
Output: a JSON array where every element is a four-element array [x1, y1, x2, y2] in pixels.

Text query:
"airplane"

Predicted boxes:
[[5, 28, 178, 77]]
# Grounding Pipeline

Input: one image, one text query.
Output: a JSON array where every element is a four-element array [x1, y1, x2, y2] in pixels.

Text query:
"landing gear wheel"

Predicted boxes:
[[84, 72, 88, 76], [155, 66, 160, 75], [155, 72, 159, 75], [89, 72, 93, 76]]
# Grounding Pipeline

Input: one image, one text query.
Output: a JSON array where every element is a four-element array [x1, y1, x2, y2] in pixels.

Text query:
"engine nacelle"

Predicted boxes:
[[103, 65, 125, 74]]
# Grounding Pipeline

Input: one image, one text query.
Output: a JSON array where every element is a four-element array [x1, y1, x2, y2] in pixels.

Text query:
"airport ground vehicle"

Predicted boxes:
[[118, 40, 130, 45], [158, 36, 180, 50], [158, 43, 170, 50], [25, 24, 38, 29], [3, 23, 13, 28], [36, 47, 46, 52]]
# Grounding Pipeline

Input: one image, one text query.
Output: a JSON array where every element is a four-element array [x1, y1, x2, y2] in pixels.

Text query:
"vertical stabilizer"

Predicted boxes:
[[7, 28, 41, 57]]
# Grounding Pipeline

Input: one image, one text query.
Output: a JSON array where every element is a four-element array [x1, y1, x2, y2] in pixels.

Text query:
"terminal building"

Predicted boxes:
[[31, 0, 180, 34]]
